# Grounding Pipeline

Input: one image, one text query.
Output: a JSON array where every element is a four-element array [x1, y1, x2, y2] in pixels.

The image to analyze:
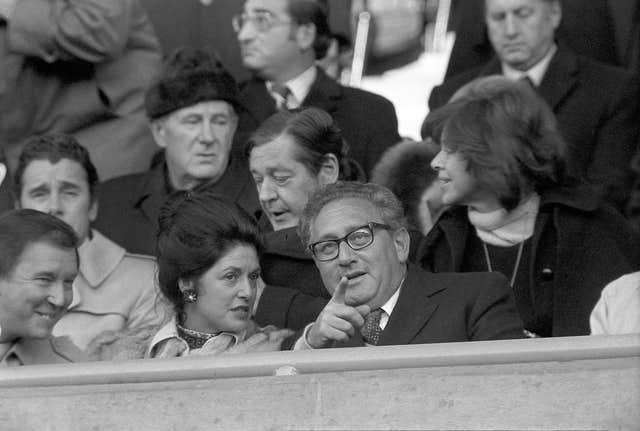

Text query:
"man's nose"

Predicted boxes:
[[258, 178, 277, 202], [47, 193, 62, 215], [237, 18, 256, 42], [47, 282, 69, 308], [504, 14, 519, 36], [336, 240, 357, 265], [199, 121, 215, 143]]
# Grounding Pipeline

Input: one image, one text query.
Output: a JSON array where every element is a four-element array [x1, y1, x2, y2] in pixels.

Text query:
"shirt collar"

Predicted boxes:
[[147, 316, 244, 357], [379, 274, 405, 330], [502, 43, 557, 86], [266, 65, 317, 109]]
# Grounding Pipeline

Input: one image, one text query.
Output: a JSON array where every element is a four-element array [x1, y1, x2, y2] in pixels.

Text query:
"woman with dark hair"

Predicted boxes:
[[143, 190, 293, 357], [417, 76, 640, 337], [247, 107, 364, 330]]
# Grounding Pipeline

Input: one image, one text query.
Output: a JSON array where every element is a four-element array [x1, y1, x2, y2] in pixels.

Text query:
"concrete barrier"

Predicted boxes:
[[1, 334, 638, 430]]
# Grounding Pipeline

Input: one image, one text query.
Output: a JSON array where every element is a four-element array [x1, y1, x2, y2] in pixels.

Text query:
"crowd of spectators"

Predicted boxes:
[[0, 0, 638, 367]]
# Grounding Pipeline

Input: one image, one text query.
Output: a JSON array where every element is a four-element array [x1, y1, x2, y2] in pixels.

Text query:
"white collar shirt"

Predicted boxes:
[[502, 43, 557, 86]]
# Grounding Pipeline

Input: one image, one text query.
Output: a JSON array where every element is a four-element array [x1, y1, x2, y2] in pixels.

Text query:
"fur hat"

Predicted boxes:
[[145, 48, 241, 119]]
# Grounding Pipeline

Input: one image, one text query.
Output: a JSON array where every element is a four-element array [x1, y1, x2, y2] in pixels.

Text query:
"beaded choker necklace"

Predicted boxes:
[[176, 323, 219, 350]]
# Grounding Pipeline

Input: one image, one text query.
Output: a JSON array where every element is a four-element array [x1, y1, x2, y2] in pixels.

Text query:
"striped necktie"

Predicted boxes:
[[361, 308, 383, 345], [271, 83, 291, 111]]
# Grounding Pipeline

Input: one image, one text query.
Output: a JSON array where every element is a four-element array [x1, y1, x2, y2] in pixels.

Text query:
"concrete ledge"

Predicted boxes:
[[0, 335, 638, 430]]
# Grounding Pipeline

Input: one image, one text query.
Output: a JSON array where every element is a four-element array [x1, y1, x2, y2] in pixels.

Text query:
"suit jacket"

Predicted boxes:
[[0, 0, 162, 179], [416, 184, 640, 336], [336, 264, 524, 348], [255, 227, 329, 331], [429, 45, 640, 208], [94, 157, 261, 255], [52, 230, 167, 350], [236, 67, 401, 177]]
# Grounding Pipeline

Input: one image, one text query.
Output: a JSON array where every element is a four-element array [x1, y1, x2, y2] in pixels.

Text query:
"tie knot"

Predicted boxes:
[[361, 308, 383, 345], [520, 75, 535, 89], [271, 82, 291, 99]]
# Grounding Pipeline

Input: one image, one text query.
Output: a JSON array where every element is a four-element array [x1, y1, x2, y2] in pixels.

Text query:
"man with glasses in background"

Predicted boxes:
[[292, 182, 524, 349], [232, 0, 401, 178]]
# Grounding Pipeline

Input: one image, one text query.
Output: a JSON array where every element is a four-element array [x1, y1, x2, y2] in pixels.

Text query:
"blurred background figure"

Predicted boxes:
[[418, 76, 640, 337], [234, 0, 401, 177], [14, 134, 164, 350], [0, 209, 87, 366], [95, 48, 260, 256], [0, 0, 162, 183]]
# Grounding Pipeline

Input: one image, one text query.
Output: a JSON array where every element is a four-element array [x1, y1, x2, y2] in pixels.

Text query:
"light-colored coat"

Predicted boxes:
[[53, 229, 167, 349], [0, 0, 162, 179]]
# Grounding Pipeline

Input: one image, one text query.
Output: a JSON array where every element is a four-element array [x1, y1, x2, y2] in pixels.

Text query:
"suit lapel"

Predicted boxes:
[[302, 67, 341, 115], [538, 46, 579, 110], [138, 164, 167, 232], [239, 77, 277, 125], [378, 265, 445, 346]]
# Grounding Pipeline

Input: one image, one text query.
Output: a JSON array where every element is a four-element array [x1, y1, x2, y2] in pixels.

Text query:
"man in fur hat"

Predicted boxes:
[[94, 48, 261, 256]]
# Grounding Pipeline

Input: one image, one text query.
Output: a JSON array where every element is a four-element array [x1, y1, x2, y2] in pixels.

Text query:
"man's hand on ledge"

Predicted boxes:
[[306, 276, 370, 348]]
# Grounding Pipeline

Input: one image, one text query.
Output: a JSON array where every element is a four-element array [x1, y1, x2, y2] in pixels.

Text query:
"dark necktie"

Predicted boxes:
[[361, 308, 383, 345], [270, 83, 291, 111], [520, 75, 536, 89]]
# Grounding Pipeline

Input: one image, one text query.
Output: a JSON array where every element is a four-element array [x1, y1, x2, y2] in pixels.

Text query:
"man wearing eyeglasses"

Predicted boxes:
[[232, 0, 401, 178], [293, 181, 524, 349]]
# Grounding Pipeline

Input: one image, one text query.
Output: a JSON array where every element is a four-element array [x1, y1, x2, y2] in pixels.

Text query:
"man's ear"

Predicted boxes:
[[0, 163, 6, 188], [392, 227, 411, 264], [150, 120, 167, 149], [88, 198, 99, 223], [549, 0, 562, 30], [317, 153, 339, 185], [295, 22, 317, 51], [178, 278, 194, 293]]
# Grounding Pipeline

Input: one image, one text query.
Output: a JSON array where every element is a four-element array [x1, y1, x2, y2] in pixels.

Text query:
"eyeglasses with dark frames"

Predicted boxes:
[[308, 222, 392, 262], [232, 11, 292, 33]]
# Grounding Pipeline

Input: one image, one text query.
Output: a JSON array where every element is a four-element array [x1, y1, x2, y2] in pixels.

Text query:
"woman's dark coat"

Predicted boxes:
[[416, 185, 640, 336]]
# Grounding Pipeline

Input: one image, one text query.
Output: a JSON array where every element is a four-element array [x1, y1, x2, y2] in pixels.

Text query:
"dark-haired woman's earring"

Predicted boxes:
[[183, 289, 197, 303]]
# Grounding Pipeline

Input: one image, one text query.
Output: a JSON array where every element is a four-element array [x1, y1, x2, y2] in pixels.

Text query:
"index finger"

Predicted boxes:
[[331, 276, 349, 305]]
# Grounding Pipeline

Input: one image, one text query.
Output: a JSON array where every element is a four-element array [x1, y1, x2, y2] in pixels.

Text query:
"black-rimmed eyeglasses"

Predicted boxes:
[[308, 222, 392, 262], [232, 12, 292, 33]]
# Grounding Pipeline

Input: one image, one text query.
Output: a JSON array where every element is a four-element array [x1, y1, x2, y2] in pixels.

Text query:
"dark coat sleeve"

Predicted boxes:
[[255, 284, 328, 331], [466, 272, 525, 341]]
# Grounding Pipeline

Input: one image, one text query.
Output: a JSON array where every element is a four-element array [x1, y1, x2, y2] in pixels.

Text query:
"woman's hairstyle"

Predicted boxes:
[[156, 189, 263, 315], [0, 209, 78, 278], [246, 107, 365, 181], [425, 76, 567, 210]]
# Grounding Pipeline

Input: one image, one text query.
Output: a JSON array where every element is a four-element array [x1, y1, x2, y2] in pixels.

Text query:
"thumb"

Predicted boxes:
[[331, 276, 349, 304]]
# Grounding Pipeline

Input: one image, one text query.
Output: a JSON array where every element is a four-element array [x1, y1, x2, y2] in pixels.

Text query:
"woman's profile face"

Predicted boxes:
[[182, 244, 261, 334], [249, 134, 322, 231], [430, 132, 500, 212]]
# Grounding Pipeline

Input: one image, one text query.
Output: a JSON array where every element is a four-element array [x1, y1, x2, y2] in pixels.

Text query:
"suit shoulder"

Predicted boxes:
[[429, 66, 484, 109], [121, 252, 157, 270], [339, 85, 396, 109], [99, 171, 150, 198], [427, 271, 511, 294]]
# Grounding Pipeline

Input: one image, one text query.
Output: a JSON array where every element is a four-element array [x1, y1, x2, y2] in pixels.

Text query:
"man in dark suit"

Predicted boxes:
[[94, 48, 260, 255], [291, 181, 523, 350], [233, 0, 401, 177], [429, 0, 640, 209]]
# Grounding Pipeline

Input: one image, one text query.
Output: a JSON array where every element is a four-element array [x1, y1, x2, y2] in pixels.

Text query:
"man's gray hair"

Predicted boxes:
[[298, 181, 407, 245]]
